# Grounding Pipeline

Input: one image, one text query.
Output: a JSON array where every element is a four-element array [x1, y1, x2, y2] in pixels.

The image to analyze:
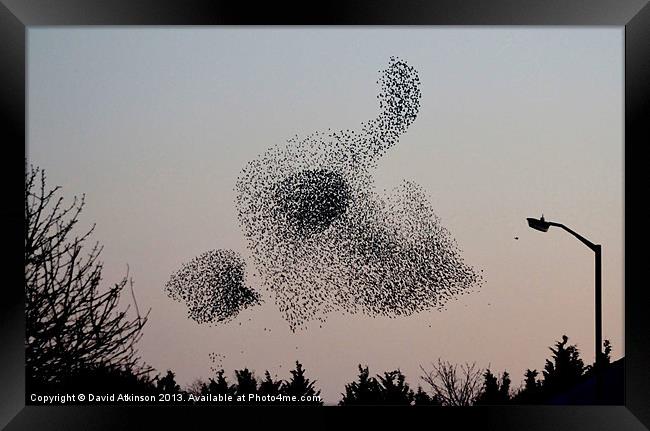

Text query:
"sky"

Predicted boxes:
[[28, 27, 623, 404]]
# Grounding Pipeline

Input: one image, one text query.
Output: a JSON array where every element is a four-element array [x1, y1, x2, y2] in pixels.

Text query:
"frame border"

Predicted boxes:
[[1, 1, 648, 429]]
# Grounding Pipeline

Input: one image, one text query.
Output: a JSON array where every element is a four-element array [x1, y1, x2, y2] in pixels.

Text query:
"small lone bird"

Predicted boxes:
[[514, 237, 519, 240]]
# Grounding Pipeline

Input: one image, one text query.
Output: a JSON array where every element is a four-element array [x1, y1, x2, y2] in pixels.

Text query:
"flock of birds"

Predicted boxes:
[[208, 352, 226, 373], [165, 249, 260, 325], [165, 57, 484, 331]]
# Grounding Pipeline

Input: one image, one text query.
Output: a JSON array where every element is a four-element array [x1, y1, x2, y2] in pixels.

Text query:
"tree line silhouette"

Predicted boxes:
[[24, 164, 622, 405]]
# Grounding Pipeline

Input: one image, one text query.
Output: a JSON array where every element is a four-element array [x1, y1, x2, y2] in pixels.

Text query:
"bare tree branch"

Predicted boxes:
[[419, 359, 484, 406], [25, 165, 153, 384]]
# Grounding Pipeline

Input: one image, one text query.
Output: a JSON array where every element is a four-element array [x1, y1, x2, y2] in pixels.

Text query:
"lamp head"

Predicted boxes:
[[527, 215, 550, 232]]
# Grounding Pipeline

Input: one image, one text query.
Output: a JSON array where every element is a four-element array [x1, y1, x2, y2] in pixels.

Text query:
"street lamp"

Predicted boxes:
[[527, 215, 603, 401]]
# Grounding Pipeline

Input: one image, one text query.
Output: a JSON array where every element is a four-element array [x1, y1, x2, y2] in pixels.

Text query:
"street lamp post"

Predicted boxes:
[[527, 215, 603, 402]]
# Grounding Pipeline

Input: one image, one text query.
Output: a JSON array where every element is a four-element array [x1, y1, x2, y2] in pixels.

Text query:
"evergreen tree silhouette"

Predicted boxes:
[[542, 335, 585, 397], [413, 386, 441, 406], [524, 369, 542, 394], [477, 369, 499, 404], [603, 340, 612, 364], [475, 369, 511, 405], [586, 339, 613, 377], [341, 365, 433, 405], [201, 369, 236, 398], [156, 370, 181, 394], [500, 371, 511, 400], [234, 368, 258, 397], [281, 361, 323, 405], [258, 371, 283, 396], [339, 365, 383, 405], [376, 370, 415, 405], [512, 369, 544, 404]]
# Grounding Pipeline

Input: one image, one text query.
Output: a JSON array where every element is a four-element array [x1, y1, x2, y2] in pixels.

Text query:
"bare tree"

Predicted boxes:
[[25, 165, 151, 384], [185, 378, 207, 396], [419, 359, 484, 406]]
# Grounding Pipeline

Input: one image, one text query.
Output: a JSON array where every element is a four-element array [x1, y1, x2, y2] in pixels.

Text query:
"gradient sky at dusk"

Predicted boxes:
[[28, 27, 623, 404]]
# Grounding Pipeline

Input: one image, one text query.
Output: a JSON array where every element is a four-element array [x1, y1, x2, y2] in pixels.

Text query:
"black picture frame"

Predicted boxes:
[[1, 1, 648, 429]]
